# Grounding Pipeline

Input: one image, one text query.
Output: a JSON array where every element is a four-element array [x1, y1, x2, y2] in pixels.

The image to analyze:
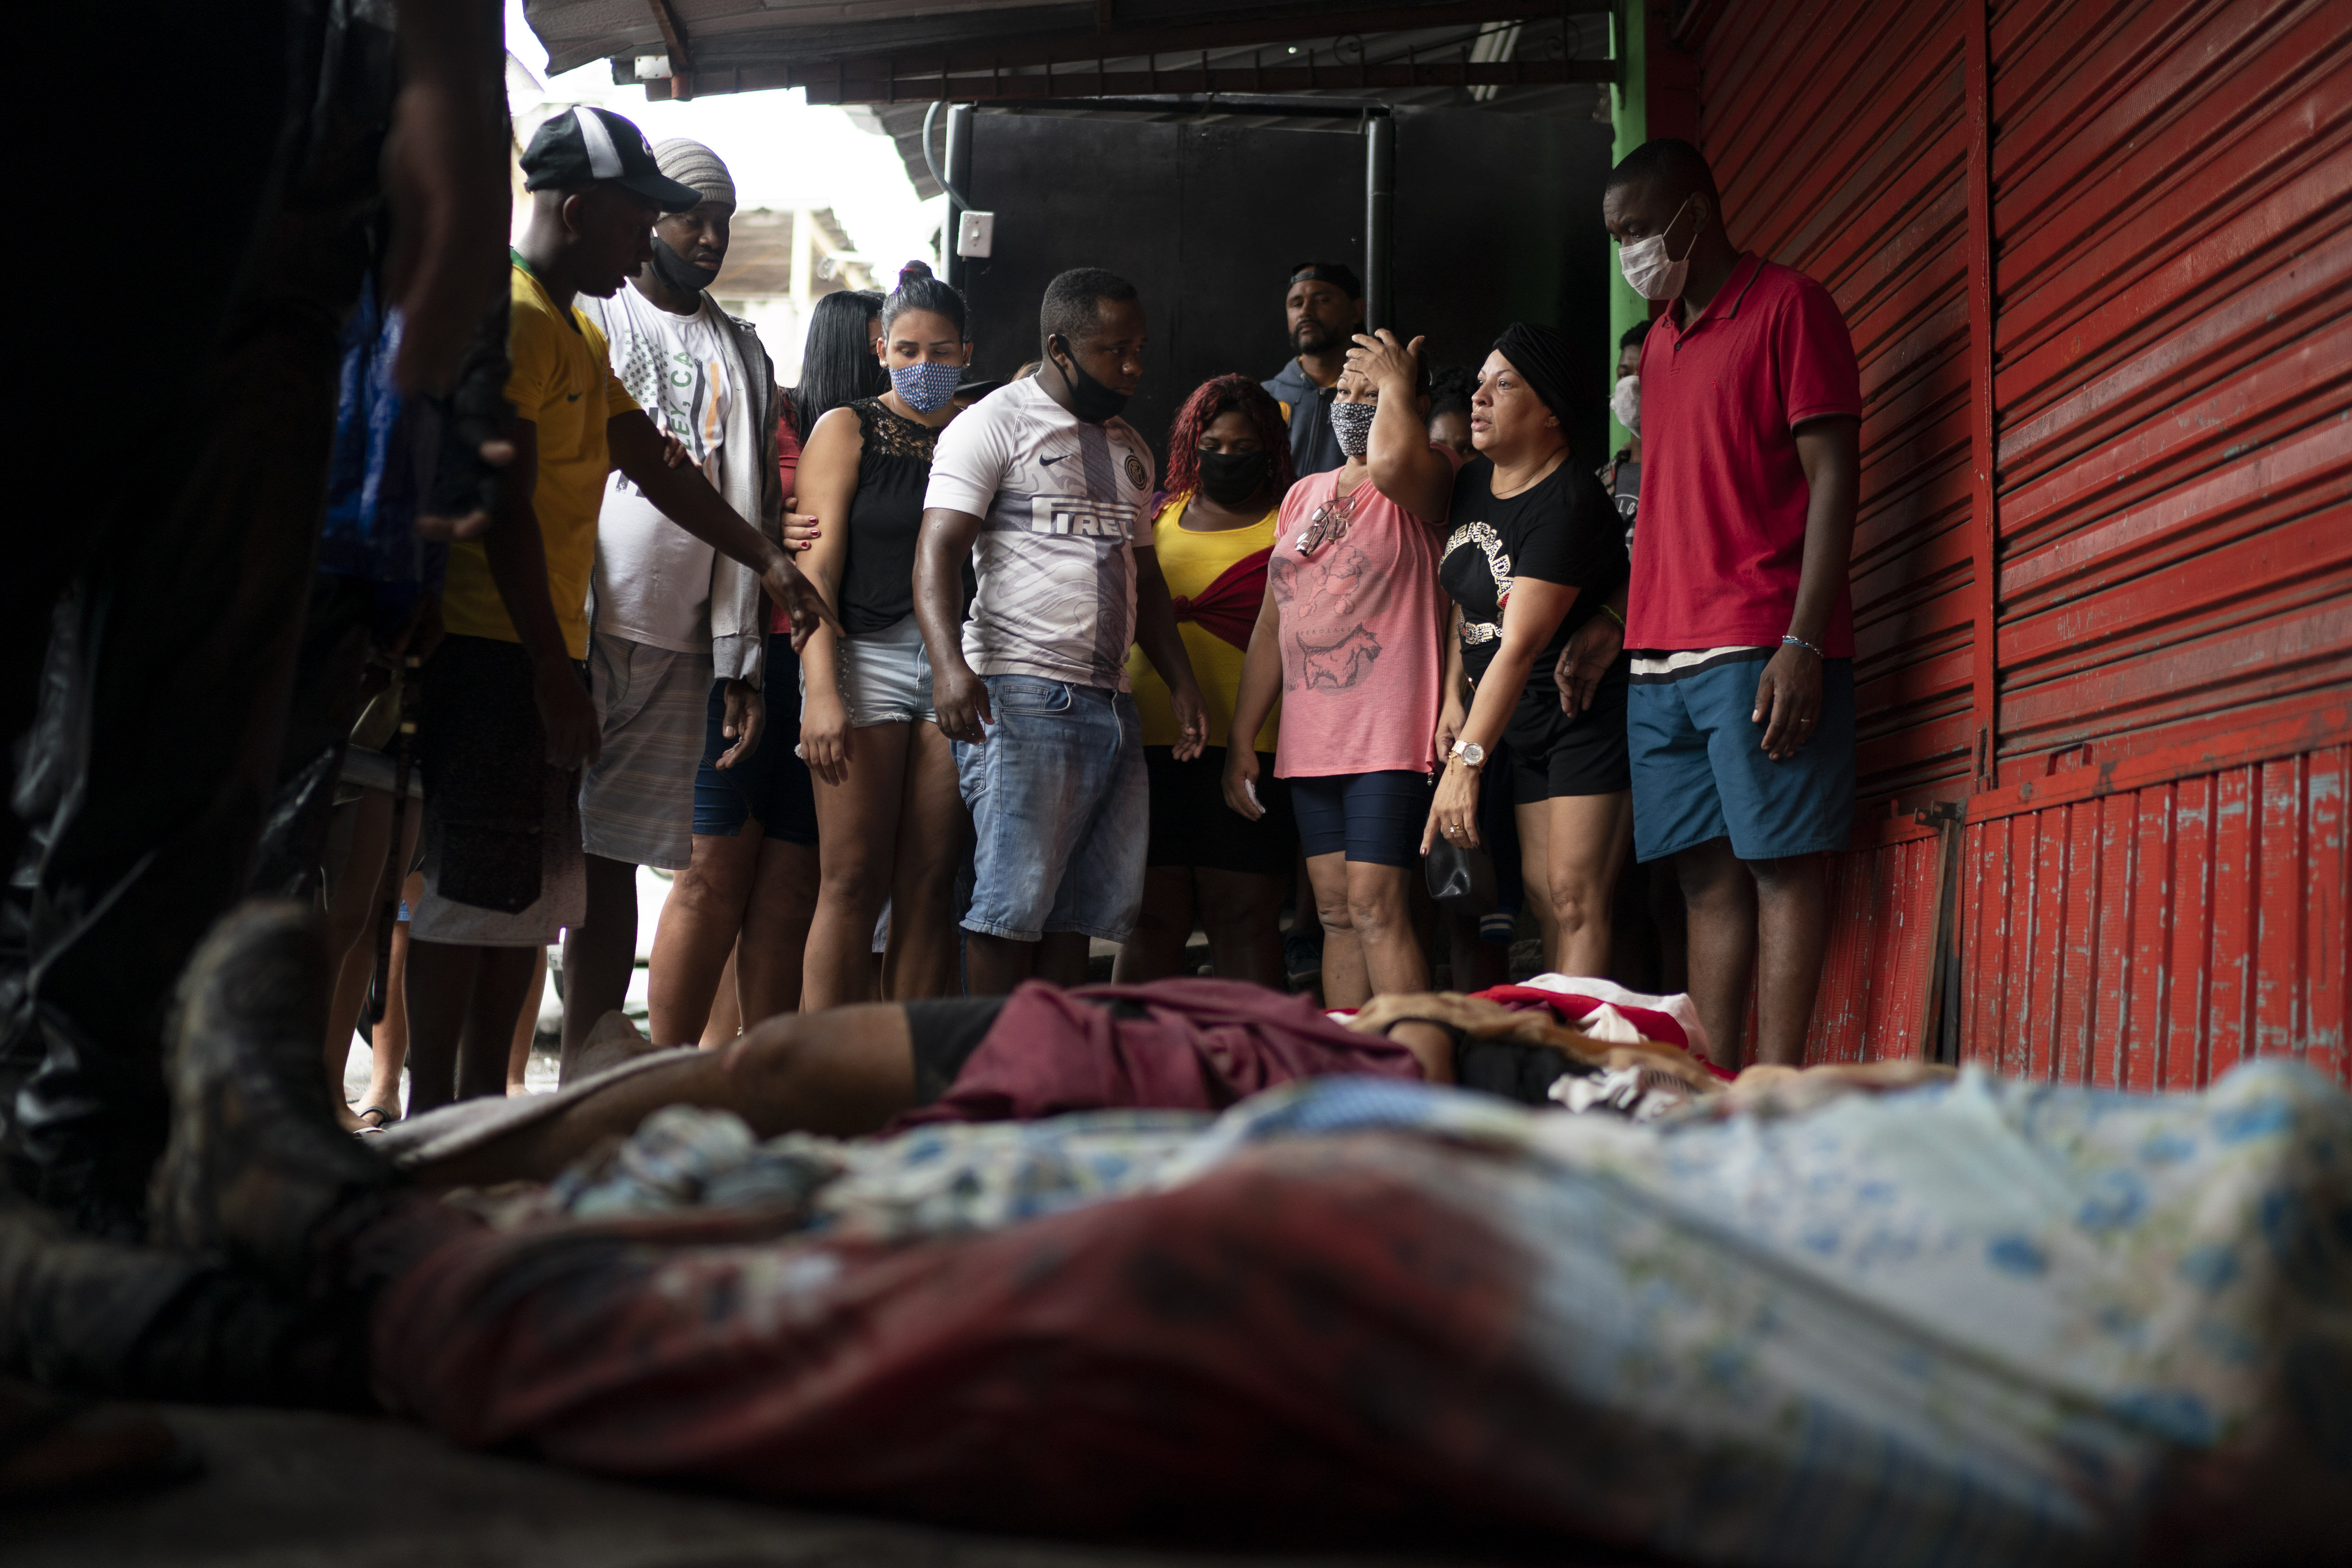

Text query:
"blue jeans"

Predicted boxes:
[[955, 676, 1147, 943]]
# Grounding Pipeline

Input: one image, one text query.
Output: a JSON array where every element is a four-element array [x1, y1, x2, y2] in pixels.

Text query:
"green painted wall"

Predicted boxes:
[[1607, 0, 1646, 453]]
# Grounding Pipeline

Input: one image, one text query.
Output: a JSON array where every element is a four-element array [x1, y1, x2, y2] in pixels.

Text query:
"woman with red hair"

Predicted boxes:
[[1112, 375, 1297, 985]]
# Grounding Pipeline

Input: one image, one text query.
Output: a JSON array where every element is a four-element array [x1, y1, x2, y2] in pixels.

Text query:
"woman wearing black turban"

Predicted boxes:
[[1423, 322, 1633, 977]]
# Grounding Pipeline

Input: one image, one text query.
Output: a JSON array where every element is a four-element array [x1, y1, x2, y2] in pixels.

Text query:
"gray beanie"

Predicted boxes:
[[652, 138, 735, 210]]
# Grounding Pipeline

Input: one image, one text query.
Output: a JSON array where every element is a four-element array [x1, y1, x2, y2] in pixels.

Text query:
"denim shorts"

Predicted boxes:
[[955, 675, 1147, 944], [692, 633, 818, 846], [813, 613, 936, 727], [1627, 653, 1855, 863]]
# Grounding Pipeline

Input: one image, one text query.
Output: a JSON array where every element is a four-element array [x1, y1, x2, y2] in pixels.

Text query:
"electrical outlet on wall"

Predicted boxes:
[[956, 211, 995, 258]]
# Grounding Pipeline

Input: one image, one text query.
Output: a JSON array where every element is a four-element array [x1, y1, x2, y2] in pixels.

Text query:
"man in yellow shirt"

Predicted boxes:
[[403, 107, 834, 1115]]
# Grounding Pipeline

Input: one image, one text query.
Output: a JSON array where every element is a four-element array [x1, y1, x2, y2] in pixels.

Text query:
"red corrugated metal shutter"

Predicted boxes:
[[1671, 0, 2347, 1081]]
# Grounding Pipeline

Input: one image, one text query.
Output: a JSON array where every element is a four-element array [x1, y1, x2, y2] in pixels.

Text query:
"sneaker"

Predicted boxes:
[[1282, 928, 1324, 991], [149, 902, 392, 1291]]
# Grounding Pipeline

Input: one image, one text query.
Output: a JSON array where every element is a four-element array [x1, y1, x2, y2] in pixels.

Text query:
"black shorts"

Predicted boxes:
[[1144, 745, 1297, 877], [417, 633, 583, 913], [1509, 666, 1632, 805], [691, 632, 818, 846]]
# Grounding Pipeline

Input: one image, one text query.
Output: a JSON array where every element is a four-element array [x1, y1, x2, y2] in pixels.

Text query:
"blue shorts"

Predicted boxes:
[[955, 675, 1147, 944], [691, 633, 818, 846], [1627, 653, 1855, 863], [1288, 769, 1432, 868]]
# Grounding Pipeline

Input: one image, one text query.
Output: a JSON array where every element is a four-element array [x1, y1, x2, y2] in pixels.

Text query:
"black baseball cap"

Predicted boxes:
[[521, 106, 702, 211], [1287, 260, 1363, 297]]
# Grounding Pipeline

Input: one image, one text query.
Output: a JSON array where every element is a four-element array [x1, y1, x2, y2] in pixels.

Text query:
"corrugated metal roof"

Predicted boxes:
[[528, 2, 1618, 193]]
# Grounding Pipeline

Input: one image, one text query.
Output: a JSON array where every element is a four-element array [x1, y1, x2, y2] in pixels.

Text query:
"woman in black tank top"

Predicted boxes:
[[794, 263, 974, 1009]]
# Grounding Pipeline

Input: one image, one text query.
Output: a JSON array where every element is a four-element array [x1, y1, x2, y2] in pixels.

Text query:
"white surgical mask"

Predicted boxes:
[[1618, 195, 1697, 302], [1611, 374, 1641, 437]]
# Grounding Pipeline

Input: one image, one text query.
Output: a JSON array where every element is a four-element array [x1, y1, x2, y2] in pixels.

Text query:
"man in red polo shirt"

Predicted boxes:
[[1605, 139, 1862, 1072]]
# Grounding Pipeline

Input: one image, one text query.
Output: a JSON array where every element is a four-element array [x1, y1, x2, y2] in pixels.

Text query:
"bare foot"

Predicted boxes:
[[559, 1011, 664, 1088]]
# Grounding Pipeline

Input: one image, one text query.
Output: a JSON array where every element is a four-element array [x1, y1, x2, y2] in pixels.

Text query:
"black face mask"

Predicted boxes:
[[1049, 335, 1130, 423], [1196, 449, 1270, 508], [650, 235, 721, 299]]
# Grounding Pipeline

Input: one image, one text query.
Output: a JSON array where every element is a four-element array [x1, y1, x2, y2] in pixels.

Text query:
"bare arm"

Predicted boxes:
[[914, 506, 988, 743], [787, 407, 864, 785], [1351, 330, 1456, 524], [608, 409, 838, 648], [1436, 604, 1469, 758], [1422, 579, 1582, 853], [1220, 581, 1286, 820], [1132, 546, 1207, 762], [1753, 415, 1860, 759], [481, 418, 598, 768], [385, 0, 507, 393]]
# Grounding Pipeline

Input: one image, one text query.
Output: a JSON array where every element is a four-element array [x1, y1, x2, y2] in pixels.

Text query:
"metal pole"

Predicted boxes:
[[944, 103, 975, 287], [1363, 113, 1393, 333]]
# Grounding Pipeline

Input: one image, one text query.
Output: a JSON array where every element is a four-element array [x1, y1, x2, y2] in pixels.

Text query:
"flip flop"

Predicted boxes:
[[353, 1105, 397, 1130]]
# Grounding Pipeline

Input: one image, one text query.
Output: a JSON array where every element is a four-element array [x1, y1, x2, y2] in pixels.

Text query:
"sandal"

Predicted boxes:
[[352, 1105, 397, 1131]]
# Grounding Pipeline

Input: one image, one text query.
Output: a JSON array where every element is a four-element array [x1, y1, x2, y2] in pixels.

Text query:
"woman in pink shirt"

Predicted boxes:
[[1225, 331, 1459, 1005]]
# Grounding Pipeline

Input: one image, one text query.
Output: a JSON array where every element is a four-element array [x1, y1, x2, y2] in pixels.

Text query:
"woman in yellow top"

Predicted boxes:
[[1114, 375, 1298, 985]]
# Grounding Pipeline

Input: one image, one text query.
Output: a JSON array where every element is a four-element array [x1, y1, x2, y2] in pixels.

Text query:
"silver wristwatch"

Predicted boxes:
[[1450, 740, 1486, 768]]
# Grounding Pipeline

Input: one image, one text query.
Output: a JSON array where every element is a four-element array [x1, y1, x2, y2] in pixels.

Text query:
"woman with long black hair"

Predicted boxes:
[[1113, 374, 1298, 985], [645, 289, 886, 1044], [793, 263, 975, 1009], [1425, 322, 1633, 977]]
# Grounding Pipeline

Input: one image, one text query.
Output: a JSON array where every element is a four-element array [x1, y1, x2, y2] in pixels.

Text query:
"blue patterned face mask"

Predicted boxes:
[[890, 359, 965, 413]]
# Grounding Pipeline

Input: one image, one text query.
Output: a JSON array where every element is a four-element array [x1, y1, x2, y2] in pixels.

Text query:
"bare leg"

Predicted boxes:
[[364, 887, 417, 1117], [415, 1003, 920, 1189], [507, 946, 546, 1094], [1194, 868, 1287, 987], [319, 792, 390, 1129], [965, 932, 1035, 996], [699, 943, 743, 1047], [881, 722, 969, 1000], [1534, 791, 1633, 978], [649, 829, 761, 1046], [1306, 852, 1368, 1008], [1514, 805, 1562, 970], [1036, 931, 1092, 987], [1675, 836, 1757, 1073], [456, 946, 540, 1104], [804, 721, 911, 1010], [1752, 853, 1830, 1067], [1345, 860, 1428, 999], [401, 938, 479, 1114], [559, 855, 638, 1056], [1113, 867, 1196, 982], [737, 838, 820, 1024]]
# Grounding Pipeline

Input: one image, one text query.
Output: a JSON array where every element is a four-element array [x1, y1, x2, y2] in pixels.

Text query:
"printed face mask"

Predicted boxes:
[[1051, 337, 1131, 423], [890, 359, 965, 413], [1196, 448, 1270, 507], [1611, 374, 1642, 438], [651, 235, 721, 298], [1328, 398, 1378, 458], [1618, 195, 1697, 302]]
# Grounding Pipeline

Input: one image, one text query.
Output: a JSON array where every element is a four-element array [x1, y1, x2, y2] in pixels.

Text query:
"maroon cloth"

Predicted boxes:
[[371, 1140, 1571, 1548], [1167, 546, 1271, 652], [893, 978, 1422, 1130]]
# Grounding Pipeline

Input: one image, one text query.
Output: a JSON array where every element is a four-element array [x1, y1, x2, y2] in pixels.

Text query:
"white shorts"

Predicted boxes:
[[579, 631, 712, 870], [816, 614, 936, 728]]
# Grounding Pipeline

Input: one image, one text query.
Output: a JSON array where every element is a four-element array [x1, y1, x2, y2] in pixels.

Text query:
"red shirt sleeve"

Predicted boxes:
[[1776, 276, 1863, 431]]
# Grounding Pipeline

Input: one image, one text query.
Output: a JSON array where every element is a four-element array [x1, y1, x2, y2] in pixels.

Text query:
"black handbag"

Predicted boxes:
[[1424, 835, 1497, 916]]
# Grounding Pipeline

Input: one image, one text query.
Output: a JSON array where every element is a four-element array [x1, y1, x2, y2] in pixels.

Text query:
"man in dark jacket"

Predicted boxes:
[[1260, 261, 1363, 478]]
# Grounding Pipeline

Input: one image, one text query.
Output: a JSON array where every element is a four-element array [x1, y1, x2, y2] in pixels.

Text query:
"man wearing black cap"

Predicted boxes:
[[1262, 262, 1365, 478], [402, 107, 835, 1114]]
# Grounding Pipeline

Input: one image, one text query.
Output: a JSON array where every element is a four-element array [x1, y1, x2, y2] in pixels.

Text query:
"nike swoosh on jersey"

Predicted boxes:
[[1039, 452, 1069, 465]]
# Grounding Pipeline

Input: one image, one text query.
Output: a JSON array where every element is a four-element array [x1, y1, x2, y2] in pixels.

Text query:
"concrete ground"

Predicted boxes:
[[1, 1405, 1595, 1568]]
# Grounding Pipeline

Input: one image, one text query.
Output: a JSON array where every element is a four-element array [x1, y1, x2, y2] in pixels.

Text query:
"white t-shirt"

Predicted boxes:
[[922, 377, 1156, 689], [576, 285, 732, 653]]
